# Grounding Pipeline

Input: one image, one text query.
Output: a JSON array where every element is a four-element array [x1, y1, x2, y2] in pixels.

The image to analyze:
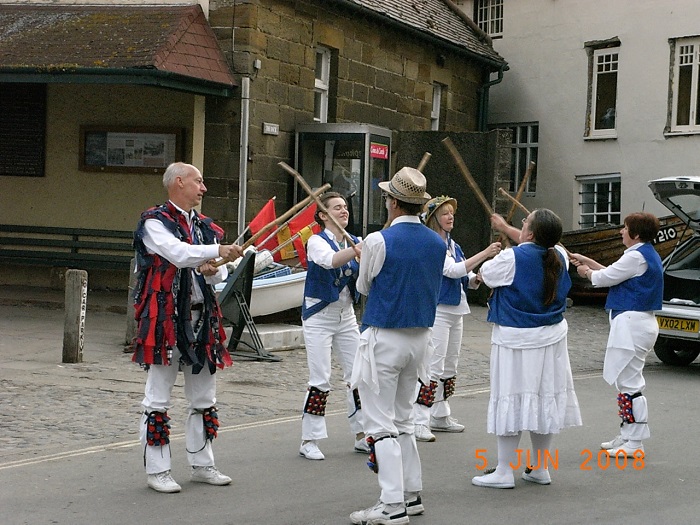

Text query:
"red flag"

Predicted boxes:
[[287, 204, 321, 268], [248, 199, 280, 257]]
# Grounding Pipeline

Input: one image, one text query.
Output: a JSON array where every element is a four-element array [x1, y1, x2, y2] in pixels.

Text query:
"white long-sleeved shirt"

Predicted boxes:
[[590, 243, 647, 288], [142, 201, 227, 303]]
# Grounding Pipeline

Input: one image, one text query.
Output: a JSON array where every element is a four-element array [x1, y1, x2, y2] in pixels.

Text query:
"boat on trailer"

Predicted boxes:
[[563, 214, 690, 298]]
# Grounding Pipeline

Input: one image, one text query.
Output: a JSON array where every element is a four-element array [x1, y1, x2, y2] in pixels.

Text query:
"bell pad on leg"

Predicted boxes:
[[304, 386, 329, 416], [145, 410, 171, 446]]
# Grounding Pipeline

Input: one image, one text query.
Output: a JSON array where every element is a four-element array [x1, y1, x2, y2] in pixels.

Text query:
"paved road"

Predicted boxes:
[[4, 297, 696, 525]]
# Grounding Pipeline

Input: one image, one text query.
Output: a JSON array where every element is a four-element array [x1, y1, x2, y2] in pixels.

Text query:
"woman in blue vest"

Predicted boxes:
[[299, 191, 367, 461], [571, 212, 662, 459], [413, 196, 501, 442], [472, 209, 582, 489]]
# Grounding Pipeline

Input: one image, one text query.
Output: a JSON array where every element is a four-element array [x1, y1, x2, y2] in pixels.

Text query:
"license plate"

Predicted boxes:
[[656, 316, 699, 333]]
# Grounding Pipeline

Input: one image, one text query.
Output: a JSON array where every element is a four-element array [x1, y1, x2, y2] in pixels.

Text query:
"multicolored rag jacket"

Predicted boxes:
[[132, 202, 232, 374]]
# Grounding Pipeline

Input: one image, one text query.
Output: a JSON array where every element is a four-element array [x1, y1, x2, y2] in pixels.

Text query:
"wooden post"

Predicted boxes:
[[63, 269, 87, 363], [125, 258, 137, 346]]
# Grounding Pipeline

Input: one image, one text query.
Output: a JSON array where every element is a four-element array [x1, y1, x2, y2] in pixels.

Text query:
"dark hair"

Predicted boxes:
[[529, 208, 564, 306], [314, 191, 347, 228], [625, 212, 660, 243]]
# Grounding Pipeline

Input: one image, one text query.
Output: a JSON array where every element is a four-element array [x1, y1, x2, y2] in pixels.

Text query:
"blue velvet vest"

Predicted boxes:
[[487, 243, 571, 328], [605, 242, 663, 313], [361, 222, 445, 329]]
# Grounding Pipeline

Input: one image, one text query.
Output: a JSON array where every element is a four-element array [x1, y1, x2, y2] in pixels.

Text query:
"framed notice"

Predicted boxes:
[[79, 126, 183, 174]]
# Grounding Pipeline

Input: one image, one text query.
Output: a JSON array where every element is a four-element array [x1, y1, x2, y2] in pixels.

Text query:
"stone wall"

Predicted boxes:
[[205, 0, 490, 238]]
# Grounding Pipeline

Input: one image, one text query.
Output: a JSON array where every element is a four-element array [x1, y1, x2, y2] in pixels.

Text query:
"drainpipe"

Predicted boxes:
[[238, 76, 250, 237], [478, 64, 508, 132]]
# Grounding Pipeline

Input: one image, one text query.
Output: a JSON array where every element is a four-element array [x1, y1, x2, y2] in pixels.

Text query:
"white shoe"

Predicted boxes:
[[350, 501, 409, 525], [299, 440, 325, 460], [607, 443, 644, 458], [147, 470, 181, 493], [600, 435, 627, 450], [522, 467, 551, 485], [404, 492, 424, 516], [471, 470, 515, 489], [430, 416, 465, 433], [355, 438, 371, 453], [191, 465, 232, 486], [415, 424, 436, 442]]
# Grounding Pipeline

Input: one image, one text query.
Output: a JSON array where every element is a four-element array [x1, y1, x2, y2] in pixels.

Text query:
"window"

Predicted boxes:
[[314, 47, 331, 123], [0, 83, 46, 177], [431, 83, 444, 131], [587, 46, 619, 138], [475, 0, 503, 38], [669, 36, 700, 133], [504, 123, 538, 193], [577, 174, 621, 228]]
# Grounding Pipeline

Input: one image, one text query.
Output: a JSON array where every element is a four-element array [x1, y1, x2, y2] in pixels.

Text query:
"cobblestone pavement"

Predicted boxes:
[[0, 299, 663, 461]]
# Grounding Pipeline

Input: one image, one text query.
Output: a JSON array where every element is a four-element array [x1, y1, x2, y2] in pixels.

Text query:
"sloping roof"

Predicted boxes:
[[335, 0, 505, 68], [0, 4, 236, 97]]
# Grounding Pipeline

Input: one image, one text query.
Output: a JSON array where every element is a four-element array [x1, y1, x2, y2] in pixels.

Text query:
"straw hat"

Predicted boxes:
[[423, 195, 458, 224], [378, 167, 431, 204]]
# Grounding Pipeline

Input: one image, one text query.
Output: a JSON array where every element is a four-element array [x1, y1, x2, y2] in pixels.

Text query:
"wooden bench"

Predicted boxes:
[[0, 224, 134, 271]]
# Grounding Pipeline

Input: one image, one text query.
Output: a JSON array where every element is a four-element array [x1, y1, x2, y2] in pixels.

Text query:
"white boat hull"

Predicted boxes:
[[249, 271, 306, 317]]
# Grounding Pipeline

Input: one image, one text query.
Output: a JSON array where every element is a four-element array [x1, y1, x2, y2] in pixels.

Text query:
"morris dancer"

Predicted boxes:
[[350, 168, 444, 524], [472, 210, 582, 489], [299, 191, 369, 460], [571, 212, 662, 458], [413, 195, 501, 442], [132, 162, 243, 493]]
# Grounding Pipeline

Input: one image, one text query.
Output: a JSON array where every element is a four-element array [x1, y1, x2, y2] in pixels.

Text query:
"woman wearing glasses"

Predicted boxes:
[[413, 195, 501, 442], [472, 209, 582, 489]]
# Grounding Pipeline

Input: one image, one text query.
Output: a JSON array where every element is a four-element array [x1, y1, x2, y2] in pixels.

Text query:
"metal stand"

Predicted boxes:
[[227, 289, 281, 362]]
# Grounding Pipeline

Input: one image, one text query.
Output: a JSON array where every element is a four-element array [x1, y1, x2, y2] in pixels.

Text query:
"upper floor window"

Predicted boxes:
[[314, 46, 331, 123], [431, 83, 444, 131], [576, 174, 621, 228], [475, 0, 503, 38], [504, 123, 538, 193], [669, 36, 700, 134], [586, 45, 619, 139]]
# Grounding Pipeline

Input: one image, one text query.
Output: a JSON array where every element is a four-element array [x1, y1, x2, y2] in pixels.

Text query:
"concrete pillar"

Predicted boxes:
[[63, 269, 88, 363]]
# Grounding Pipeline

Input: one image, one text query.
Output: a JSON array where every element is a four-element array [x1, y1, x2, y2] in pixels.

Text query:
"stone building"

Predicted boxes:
[[0, 0, 506, 290]]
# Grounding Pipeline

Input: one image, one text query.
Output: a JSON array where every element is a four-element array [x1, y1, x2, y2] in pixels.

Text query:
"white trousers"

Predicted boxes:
[[413, 309, 463, 425], [357, 327, 429, 504], [139, 345, 217, 475], [302, 301, 363, 440], [606, 311, 657, 442]]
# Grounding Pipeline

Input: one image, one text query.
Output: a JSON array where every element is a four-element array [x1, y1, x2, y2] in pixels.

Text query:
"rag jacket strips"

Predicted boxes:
[[132, 202, 232, 374]]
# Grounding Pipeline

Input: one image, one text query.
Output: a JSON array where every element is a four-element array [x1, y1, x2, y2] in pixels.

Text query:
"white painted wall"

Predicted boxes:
[[460, 0, 700, 229]]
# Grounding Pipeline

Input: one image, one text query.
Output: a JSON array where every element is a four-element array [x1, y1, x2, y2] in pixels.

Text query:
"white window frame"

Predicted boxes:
[[588, 47, 619, 139], [576, 173, 621, 228], [500, 122, 538, 194], [431, 83, 443, 131], [669, 36, 700, 134], [475, 0, 503, 38], [314, 46, 330, 123]]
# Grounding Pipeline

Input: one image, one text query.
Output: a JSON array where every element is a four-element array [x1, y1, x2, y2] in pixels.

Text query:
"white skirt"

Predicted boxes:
[[486, 337, 582, 435]]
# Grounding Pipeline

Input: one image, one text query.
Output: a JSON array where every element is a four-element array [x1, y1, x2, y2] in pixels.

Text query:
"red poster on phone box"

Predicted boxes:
[[370, 142, 388, 159]]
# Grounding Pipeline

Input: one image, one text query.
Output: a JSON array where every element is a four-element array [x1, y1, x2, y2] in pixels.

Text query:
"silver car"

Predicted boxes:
[[648, 176, 700, 366]]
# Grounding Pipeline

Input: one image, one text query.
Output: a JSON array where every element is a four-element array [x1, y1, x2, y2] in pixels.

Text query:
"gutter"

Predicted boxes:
[[478, 63, 508, 132], [0, 66, 236, 97]]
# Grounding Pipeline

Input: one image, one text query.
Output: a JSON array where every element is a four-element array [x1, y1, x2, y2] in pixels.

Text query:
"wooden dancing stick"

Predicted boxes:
[[496, 188, 572, 257], [417, 152, 432, 172], [255, 200, 317, 249], [498, 187, 530, 215], [268, 221, 319, 256], [505, 161, 535, 223], [212, 183, 331, 268], [279, 161, 357, 248], [441, 137, 494, 216]]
